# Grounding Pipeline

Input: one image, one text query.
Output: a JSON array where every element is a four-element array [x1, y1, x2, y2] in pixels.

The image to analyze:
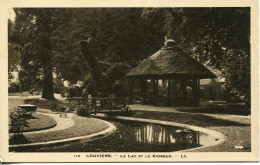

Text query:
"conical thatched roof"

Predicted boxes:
[[127, 41, 216, 79]]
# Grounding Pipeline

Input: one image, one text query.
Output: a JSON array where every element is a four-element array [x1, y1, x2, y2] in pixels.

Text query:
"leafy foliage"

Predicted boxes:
[[76, 105, 92, 117], [11, 9, 55, 99], [106, 63, 132, 97], [53, 78, 65, 94], [141, 8, 250, 103], [9, 108, 31, 133], [9, 8, 250, 103], [107, 63, 132, 82], [8, 82, 20, 93], [8, 43, 20, 74], [9, 133, 29, 145], [66, 86, 82, 98]]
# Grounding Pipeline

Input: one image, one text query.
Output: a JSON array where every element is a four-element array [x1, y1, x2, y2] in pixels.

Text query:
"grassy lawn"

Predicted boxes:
[[8, 97, 63, 113], [103, 110, 251, 152], [10, 113, 57, 133], [24, 98, 67, 111], [9, 97, 25, 112], [176, 104, 250, 116], [9, 96, 110, 144], [193, 126, 251, 152], [9, 96, 251, 152], [20, 115, 109, 143], [8, 92, 32, 97], [105, 111, 249, 127], [9, 93, 67, 112], [9, 97, 57, 133]]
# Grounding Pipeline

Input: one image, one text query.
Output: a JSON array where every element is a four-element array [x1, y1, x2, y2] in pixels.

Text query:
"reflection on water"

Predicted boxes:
[[135, 124, 176, 144], [135, 124, 199, 146], [10, 120, 200, 152]]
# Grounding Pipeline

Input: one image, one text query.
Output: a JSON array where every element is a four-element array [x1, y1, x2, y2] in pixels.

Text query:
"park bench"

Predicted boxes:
[[18, 104, 37, 113], [59, 106, 67, 118]]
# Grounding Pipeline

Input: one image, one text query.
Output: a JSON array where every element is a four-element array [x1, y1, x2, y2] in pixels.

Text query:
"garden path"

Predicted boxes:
[[129, 104, 250, 124], [8, 93, 66, 101], [24, 112, 75, 135]]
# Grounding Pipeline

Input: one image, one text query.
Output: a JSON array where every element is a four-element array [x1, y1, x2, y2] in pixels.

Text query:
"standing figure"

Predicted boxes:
[[81, 88, 88, 98]]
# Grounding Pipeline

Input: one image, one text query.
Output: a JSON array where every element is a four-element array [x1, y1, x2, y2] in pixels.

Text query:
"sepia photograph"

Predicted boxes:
[[1, 0, 259, 162]]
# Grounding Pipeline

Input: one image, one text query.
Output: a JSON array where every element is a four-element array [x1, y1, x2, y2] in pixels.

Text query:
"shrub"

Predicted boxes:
[[113, 81, 127, 98], [9, 108, 31, 133], [67, 86, 82, 98], [50, 101, 59, 111], [107, 62, 132, 82], [53, 78, 64, 94], [8, 82, 20, 93], [60, 87, 66, 97], [9, 108, 31, 144], [9, 133, 29, 145], [76, 105, 92, 117], [98, 61, 111, 72]]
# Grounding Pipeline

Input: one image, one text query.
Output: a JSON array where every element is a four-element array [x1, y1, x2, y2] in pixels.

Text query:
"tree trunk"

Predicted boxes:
[[80, 40, 103, 97], [42, 60, 55, 100], [37, 10, 55, 100]]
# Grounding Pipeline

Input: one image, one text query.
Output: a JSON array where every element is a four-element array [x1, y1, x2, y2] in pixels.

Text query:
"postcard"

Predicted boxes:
[[0, 0, 259, 162]]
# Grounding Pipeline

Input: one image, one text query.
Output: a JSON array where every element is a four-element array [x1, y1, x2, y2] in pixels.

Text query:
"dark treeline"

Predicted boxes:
[[8, 8, 250, 104]]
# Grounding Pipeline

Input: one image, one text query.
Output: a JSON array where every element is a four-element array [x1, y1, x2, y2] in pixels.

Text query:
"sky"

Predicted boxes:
[[8, 8, 15, 22]]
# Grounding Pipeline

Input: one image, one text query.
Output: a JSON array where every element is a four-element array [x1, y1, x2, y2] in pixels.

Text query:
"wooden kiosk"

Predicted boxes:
[[127, 40, 216, 106]]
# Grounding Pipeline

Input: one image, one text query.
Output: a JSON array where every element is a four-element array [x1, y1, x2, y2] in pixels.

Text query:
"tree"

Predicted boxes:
[[50, 8, 150, 97], [36, 9, 55, 99], [10, 8, 250, 103], [8, 20, 19, 74], [8, 43, 20, 79], [141, 8, 250, 104], [80, 40, 107, 96], [106, 62, 132, 97], [11, 9, 55, 99]]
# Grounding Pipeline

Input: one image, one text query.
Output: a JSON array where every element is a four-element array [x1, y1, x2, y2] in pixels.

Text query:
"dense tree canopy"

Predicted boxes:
[[142, 8, 250, 103], [8, 43, 20, 79], [10, 9, 55, 99], [9, 8, 250, 103]]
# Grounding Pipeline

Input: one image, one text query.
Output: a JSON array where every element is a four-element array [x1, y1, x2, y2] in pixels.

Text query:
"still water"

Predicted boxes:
[[11, 119, 201, 152]]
